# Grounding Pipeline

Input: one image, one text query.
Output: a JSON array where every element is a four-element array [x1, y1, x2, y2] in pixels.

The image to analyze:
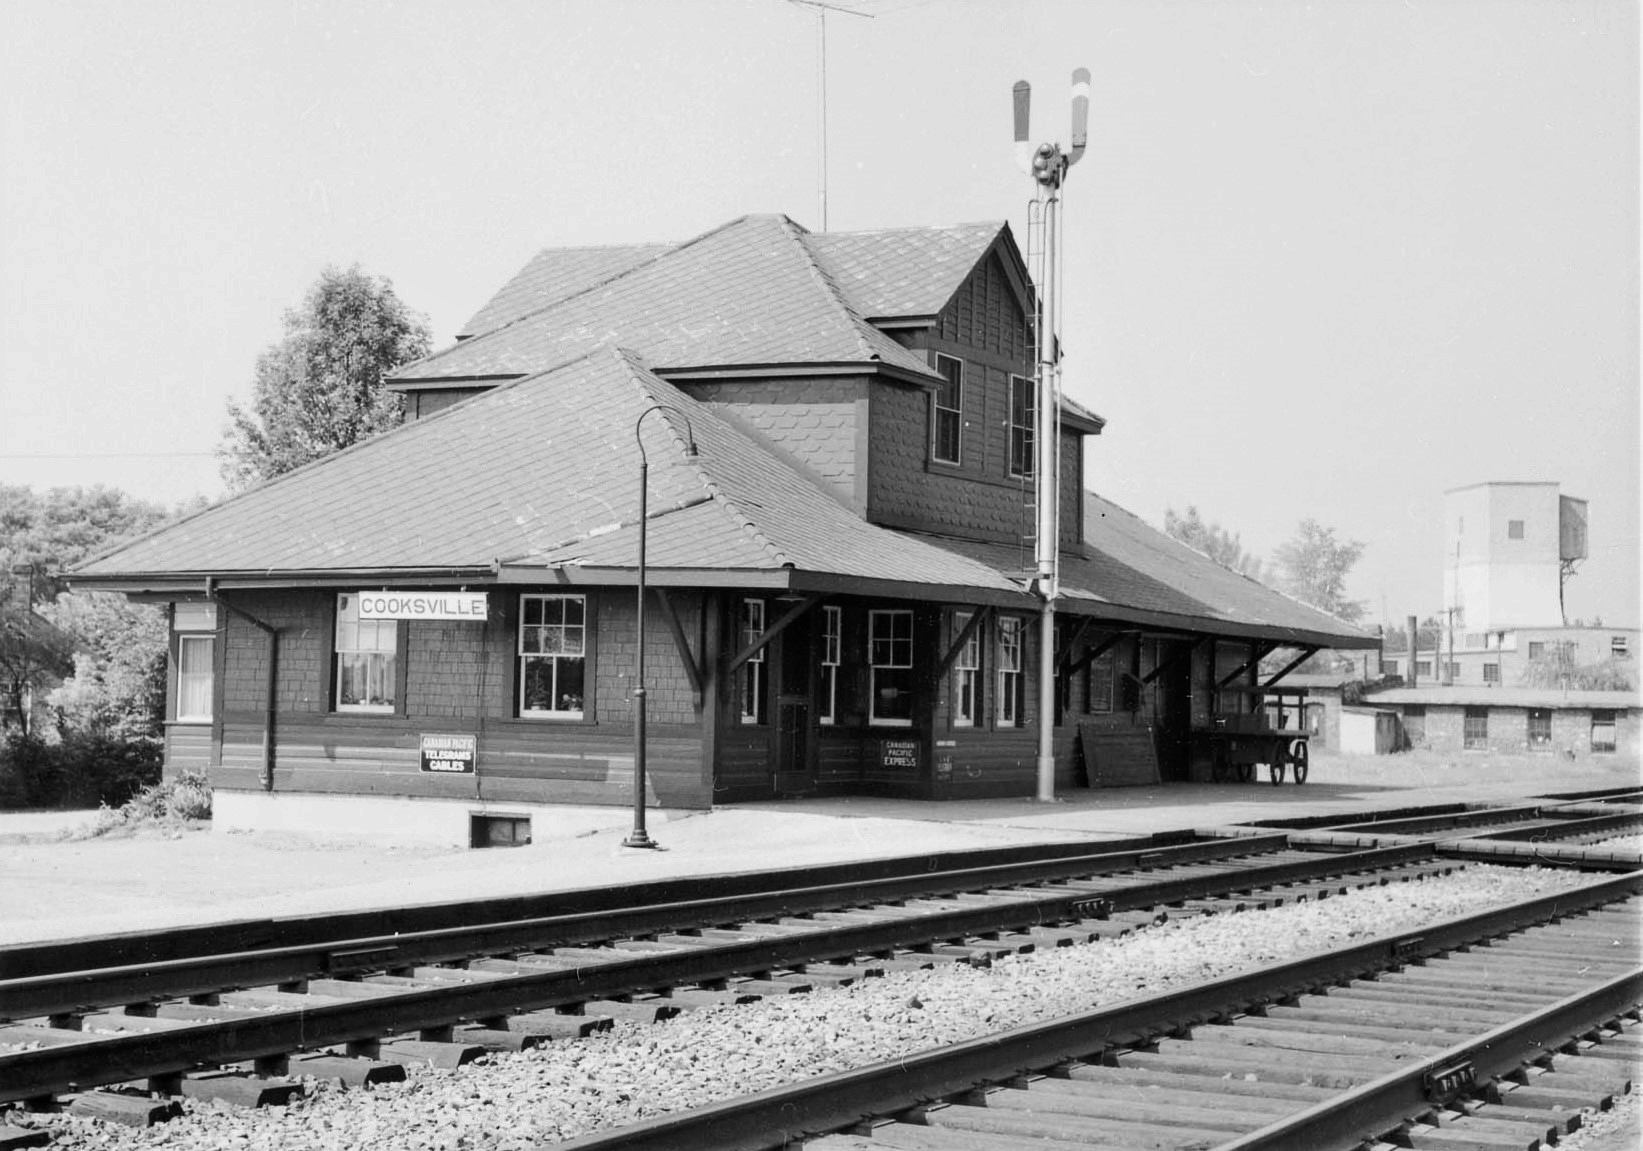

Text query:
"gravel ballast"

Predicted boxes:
[[5, 864, 1628, 1150]]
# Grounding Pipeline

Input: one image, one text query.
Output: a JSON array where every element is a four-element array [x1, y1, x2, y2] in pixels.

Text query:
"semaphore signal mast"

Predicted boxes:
[[1015, 68, 1089, 802]]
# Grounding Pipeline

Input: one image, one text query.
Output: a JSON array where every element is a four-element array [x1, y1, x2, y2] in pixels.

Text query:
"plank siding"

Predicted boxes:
[[163, 724, 213, 780], [213, 716, 708, 808]]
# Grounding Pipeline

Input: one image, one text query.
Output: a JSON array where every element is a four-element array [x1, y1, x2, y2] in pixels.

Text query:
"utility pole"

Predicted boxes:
[[1014, 70, 1090, 802]]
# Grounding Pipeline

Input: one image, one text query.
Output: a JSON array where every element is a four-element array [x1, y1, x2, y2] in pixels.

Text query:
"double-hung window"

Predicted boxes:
[[519, 594, 586, 719], [172, 603, 217, 723], [931, 354, 963, 465], [739, 599, 767, 725], [819, 606, 841, 725], [335, 594, 397, 713], [1009, 374, 1034, 478], [952, 612, 980, 727], [997, 615, 1025, 726], [869, 609, 914, 726]]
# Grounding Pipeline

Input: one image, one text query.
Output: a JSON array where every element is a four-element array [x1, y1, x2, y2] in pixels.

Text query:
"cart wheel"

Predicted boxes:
[[1236, 762, 1254, 784], [1270, 761, 1285, 785], [1292, 741, 1309, 785]]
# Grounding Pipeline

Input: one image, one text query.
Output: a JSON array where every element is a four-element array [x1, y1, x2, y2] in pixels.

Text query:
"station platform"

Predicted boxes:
[[1, 753, 1636, 947]]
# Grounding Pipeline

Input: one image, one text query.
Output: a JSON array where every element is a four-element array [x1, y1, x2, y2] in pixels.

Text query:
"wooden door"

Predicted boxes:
[[773, 624, 816, 794]]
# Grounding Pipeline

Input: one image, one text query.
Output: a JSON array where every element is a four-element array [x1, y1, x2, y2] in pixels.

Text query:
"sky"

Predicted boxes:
[[1, 0, 1637, 629]]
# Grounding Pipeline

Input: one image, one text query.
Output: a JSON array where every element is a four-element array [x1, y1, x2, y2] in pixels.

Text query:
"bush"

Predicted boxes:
[[0, 730, 161, 810], [0, 732, 56, 808], [79, 771, 211, 838]]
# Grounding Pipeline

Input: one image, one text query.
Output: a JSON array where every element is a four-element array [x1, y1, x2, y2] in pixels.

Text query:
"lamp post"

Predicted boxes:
[[623, 404, 694, 849]]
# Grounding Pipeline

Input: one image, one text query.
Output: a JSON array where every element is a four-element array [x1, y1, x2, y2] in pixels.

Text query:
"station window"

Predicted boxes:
[[518, 594, 586, 719], [1507, 519, 1524, 540], [931, 354, 963, 465], [997, 615, 1025, 727], [171, 603, 217, 724], [1591, 710, 1617, 754], [1528, 641, 1545, 660], [1528, 708, 1552, 749], [1008, 374, 1034, 478], [335, 594, 398, 713], [869, 609, 914, 726], [1463, 706, 1489, 751], [952, 611, 981, 728], [1482, 663, 1500, 684], [738, 599, 768, 726], [818, 606, 841, 725], [176, 635, 214, 722]]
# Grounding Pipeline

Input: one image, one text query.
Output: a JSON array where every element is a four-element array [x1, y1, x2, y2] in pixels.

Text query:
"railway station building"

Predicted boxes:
[[74, 214, 1374, 842]]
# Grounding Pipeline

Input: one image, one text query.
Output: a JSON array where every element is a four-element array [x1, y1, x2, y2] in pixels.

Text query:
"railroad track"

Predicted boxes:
[[551, 873, 1643, 1151], [0, 836, 1519, 1115]]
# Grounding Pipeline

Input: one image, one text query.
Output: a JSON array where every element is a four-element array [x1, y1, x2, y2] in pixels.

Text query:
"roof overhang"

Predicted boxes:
[[68, 567, 499, 596]]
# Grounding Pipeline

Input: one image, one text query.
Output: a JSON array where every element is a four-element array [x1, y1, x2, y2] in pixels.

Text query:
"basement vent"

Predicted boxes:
[[471, 813, 532, 848]]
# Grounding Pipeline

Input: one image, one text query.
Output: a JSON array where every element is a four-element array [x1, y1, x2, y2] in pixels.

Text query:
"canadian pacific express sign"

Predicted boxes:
[[358, 591, 488, 621]]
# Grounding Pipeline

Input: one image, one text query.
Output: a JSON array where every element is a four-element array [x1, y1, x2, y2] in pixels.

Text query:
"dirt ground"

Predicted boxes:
[[1, 748, 1636, 947]]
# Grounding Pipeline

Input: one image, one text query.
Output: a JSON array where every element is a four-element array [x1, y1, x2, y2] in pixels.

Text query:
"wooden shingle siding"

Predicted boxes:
[[224, 590, 328, 714], [686, 377, 870, 512], [861, 243, 1076, 547]]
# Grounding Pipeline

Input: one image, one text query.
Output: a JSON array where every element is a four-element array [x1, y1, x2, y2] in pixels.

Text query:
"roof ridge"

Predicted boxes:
[[612, 348, 792, 567], [778, 215, 887, 365], [394, 216, 766, 379], [815, 219, 1007, 239]]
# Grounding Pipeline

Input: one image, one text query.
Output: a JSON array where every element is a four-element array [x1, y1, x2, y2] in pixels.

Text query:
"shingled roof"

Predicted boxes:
[[458, 243, 670, 340], [75, 348, 1023, 601], [803, 221, 1009, 320], [393, 215, 937, 385], [926, 494, 1374, 648]]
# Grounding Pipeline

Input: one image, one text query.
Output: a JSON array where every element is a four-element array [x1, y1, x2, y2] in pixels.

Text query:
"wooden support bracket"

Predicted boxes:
[[726, 595, 820, 674], [652, 589, 703, 706]]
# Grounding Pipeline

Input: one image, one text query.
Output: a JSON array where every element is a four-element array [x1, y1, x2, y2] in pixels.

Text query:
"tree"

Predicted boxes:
[[219, 266, 432, 491], [1163, 505, 1266, 581], [1380, 616, 1443, 653], [42, 592, 167, 740], [1519, 650, 1635, 692], [0, 484, 171, 735], [1271, 518, 1368, 624]]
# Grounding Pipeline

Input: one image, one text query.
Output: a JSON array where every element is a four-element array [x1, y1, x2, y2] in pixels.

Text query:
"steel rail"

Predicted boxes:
[[1215, 967, 1643, 1151], [1328, 804, 1553, 836], [543, 871, 1642, 1151], [1469, 810, 1643, 842], [0, 844, 1468, 1102], [0, 830, 1224, 980], [0, 839, 1434, 1022]]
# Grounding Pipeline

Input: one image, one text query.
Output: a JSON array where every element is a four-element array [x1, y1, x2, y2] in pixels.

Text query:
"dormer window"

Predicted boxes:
[[931, 354, 963, 465], [1009, 374, 1034, 478]]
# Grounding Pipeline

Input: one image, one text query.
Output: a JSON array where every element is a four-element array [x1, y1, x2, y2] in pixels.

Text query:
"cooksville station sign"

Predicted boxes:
[[358, 591, 488, 621]]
